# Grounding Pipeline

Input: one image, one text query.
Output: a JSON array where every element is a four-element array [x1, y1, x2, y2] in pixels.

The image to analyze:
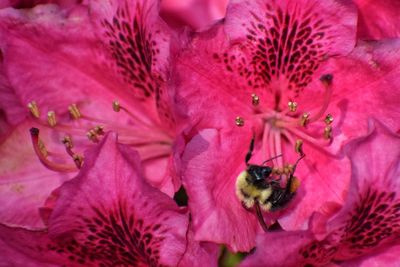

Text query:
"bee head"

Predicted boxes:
[[247, 165, 273, 188]]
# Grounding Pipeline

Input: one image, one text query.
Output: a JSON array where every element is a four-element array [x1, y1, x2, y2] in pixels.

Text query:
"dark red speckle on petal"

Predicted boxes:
[[46, 201, 169, 267], [216, 3, 331, 96], [101, 2, 160, 101], [299, 187, 400, 265]]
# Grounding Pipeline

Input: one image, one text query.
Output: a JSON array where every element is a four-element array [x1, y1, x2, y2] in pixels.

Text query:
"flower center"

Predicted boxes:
[[27, 100, 173, 173], [236, 74, 335, 168]]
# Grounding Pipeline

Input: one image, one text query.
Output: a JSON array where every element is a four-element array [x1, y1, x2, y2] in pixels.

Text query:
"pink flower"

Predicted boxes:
[[174, 0, 400, 251], [0, 0, 181, 228], [0, 133, 219, 266], [240, 119, 400, 266]]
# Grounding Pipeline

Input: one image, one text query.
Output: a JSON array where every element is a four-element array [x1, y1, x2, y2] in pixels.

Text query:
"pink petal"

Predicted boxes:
[[0, 226, 64, 266], [46, 133, 189, 266], [0, 120, 75, 228], [297, 120, 400, 265], [354, 0, 400, 39], [0, 133, 202, 266], [160, 0, 227, 30], [178, 226, 220, 267], [181, 128, 260, 252], [89, 0, 175, 124], [240, 230, 314, 267], [224, 0, 356, 102], [0, 4, 178, 194], [315, 39, 400, 141]]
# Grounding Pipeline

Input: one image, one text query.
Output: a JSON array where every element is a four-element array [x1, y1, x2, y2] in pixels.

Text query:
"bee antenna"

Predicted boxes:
[[262, 154, 283, 165], [291, 153, 306, 174]]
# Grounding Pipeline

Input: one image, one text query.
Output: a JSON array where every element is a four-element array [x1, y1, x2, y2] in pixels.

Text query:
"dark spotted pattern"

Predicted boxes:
[[102, 3, 161, 100], [101, 2, 175, 126], [299, 187, 400, 265], [215, 3, 331, 95], [46, 202, 168, 267]]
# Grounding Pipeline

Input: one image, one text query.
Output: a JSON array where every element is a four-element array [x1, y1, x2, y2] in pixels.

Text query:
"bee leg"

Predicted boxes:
[[245, 134, 255, 166], [255, 202, 269, 232], [285, 153, 305, 193]]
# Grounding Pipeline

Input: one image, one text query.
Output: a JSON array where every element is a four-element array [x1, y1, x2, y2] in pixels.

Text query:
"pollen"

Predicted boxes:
[[324, 114, 334, 124], [251, 93, 260, 106], [235, 116, 245, 127], [324, 125, 332, 139], [73, 154, 84, 168], [86, 126, 105, 143], [62, 135, 73, 149], [288, 101, 298, 112], [300, 113, 309, 127], [68, 104, 81, 120], [295, 139, 304, 155], [47, 111, 57, 127], [27, 101, 40, 118], [113, 100, 121, 112]]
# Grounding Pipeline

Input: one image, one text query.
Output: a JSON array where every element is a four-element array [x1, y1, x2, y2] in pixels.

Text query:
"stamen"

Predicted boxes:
[[62, 135, 73, 149], [87, 130, 99, 143], [61, 135, 83, 168], [47, 111, 57, 127], [295, 139, 304, 155], [112, 100, 121, 112], [235, 116, 244, 127], [300, 113, 310, 127], [308, 74, 333, 123], [324, 114, 334, 125], [324, 125, 332, 139], [112, 100, 155, 128], [287, 127, 331, 148], [30, 128, 77, 172], [274, 130, 283, 167], [73, 154, 84, 169], [68, 104, 81, 120], [27, 101, 40, 118], [288, 101, 298, 112], [86, 125, 105, 143], [251, 93, 260, 106]]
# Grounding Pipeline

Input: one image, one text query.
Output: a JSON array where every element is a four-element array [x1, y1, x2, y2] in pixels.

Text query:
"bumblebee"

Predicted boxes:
[[236, 136, 305, 231]]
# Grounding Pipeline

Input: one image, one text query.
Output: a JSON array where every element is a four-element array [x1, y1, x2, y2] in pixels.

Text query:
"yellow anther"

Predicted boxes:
[[251, 93, 260, 106], [68, 104, 81, 120], [288, 101, 298, 112], [38, 140, 48, 158], [300, 113, 310, 127], [324, 114, 334, 125], [113, 100, 121, 112], [27, 101, 40, 118], [235, 116, 244, 127], [87, 129, 98, 142], [47, 111, 57, 127], [62, 135, 73, 149], [73, 154, 84, 168], [324, 125, 332, 139], [295, 139, 304, 155]]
